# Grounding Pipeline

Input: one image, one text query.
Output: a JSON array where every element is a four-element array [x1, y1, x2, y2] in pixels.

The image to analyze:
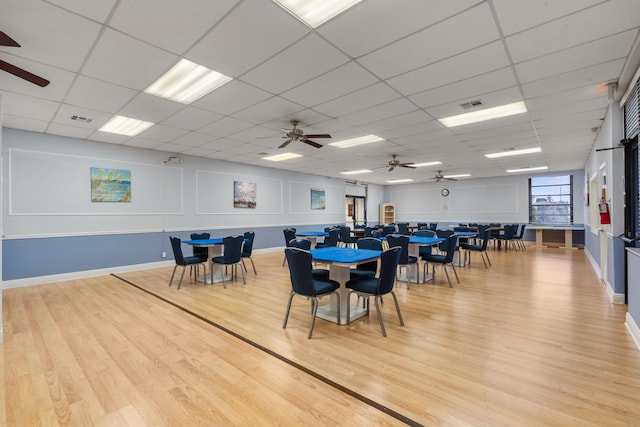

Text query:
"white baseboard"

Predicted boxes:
[[584, 249, 601, 277], [2, 260, 174, 289], [625, 312, 640, 351], [603, 279, 626, 304], [1, 246, 284, 289]]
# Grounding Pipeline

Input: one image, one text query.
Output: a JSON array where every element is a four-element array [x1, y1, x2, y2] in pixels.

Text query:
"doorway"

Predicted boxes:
[[345, 195, 366, 228]]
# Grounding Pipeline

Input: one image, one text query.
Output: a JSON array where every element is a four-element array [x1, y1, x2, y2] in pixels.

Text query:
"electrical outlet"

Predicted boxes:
[[161, 251, 166, 258]]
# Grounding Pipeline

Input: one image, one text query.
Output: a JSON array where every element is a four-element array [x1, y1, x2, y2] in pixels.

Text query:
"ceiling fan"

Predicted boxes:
[[431, 170, 457, 182], [387, 154, 416, 172], [277, 120, 331, 149], [0, 31, 49, 87]]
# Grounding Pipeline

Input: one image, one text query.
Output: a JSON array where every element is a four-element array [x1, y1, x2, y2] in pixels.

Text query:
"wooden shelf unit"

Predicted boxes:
[[380, 203, 396, 225]]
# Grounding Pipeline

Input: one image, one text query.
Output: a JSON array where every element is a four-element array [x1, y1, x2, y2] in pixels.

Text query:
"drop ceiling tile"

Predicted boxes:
[[193, 80, 273, 116], [515, 30, 638, 83], [2, 115, 49, 132], [425, 86, 523, 119], [409, 67, 517, 109], [387, 41, 511, 96], [281, 62, 379, 107], [52, 104, 113, 129], [161, 107, 223, 131], [123, 137, 167, 150], [341, 98, 418, 126], [241, 33, 350, 94], [154, 142, 195, 153], [187, 0, 309, 77], [88, 131, 130, 144], [82, 28, 178, 90], [358, 110, 432, 134], [0, 92, 60, 122], [505, 0, 640, 63], [198, 116, 255, 137], [118, 93, 184, 123], [521, 59, 625, 98], [47, 0, 117, 22], [320, 0, 483, 57], [492, 0, 602, 36], [358, 3, 499, 79], [110, 0, 239, 54], [137, 124, 190, 142], [169, 132, 216, 148], [233, 96, 305, 124], [0, 0, 102, 70], [65, 75, 137, 113], [0, 53, 77, 101], [313, 82, 400, 117]]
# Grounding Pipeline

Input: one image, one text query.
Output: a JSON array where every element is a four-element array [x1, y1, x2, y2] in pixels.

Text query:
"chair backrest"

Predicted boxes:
[[382, 225, 396, 236], [477, 224, 490, 236], [284, 248, 315, 297], [377, 247, 402, 295], [242, 231, 255, 255], [386, 234, 409, 264], [479, 228, 491, 250], [283, 228, 297, 247], [454, 226, 471, 232], [288, 238, 312, 251], [190, 232, 210, 258], [356, 237, 383, 272], [436, 229, 454, 251], [339, 226, 352, 242], [443, 235, 459, 263], [516, 223, 526, 239], [222, 235, 244, 263], [414, 229, 436, 237], [397, 223, 409, 235], [169, 236, 185, 266], [417, 222, 429, 230], [371, 229, 382, 238], [502, 224, 517, 239], [429, 223, 438, 231], [364, 226, 375, 237], [324, 228, 340, 247]]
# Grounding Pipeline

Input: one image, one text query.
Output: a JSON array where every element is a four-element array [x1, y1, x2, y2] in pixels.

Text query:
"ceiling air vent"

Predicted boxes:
[[70, 115, 93, 123], [460, 100, 483, 109]]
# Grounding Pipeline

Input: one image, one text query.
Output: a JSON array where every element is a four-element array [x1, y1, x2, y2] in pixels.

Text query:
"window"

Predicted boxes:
[[529, 175, 573, 224]]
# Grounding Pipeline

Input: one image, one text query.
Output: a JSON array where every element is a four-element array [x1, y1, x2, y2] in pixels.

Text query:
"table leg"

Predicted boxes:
[[536, 229, 544, 248], [315, 264, 366, 325]]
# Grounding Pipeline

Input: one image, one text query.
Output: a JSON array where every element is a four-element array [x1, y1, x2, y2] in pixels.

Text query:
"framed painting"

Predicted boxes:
[[91, 167, 131, 202], [234, 181, 256, 208], [311, 188, 325, 210]]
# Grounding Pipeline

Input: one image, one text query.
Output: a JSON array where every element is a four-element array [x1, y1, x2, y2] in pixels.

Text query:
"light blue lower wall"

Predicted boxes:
[[609, 236, 626, 295], [584, 224, 600, 266], [2, 224, 336, 281]]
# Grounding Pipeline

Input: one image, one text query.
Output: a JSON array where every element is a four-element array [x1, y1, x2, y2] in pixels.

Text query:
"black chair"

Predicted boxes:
[[461, 228, 492, 268], [316, 228, 340, 248], [350, 237, 383, 280], [282, 228, 297, 266], [422, 235, 460, 287], [513, 224, 527, 250], [417, 222, 429, 230], [241, 231, 257, 274], [397, 223, 410, 235], [283, 248, 341, 339], [189, 232, 210, 277], [338, 226, 357, 248], [382, 225, 396, 236], [212, 235, 245, 288], [495, 224, 517, 250], [289, 238, 330, 280], [345, 247, 404, 336], [168, 236, 207, 290], [429, 223, 438, 231], [386, 234, 418, 288], [414, 229, 436, 258]]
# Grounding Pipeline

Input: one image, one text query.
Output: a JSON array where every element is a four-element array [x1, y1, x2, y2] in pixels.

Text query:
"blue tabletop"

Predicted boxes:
[[381, 236, 443, 245], [296, 231, 329, 237], [310, 247, 381, 263], [183, 238, 224, 245], [453, 231, 477, 237]]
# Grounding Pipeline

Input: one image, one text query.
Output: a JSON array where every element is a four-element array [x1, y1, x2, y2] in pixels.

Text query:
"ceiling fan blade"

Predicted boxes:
[[301, 138, 323, 148], [278, 138, 293, 149], [0, 59, 50, 87], [399, 163, 416, 169], [388, 165, 395, 172], [0, 31, 20, 47], [303, 134, 331, 139], [444, 177, 458, 181]]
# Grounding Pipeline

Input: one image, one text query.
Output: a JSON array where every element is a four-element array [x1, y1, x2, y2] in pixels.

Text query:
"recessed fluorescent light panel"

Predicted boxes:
[[439, 101, 527, 128], [145, 59, 232, 104], [99, 115, 154, 136], [485, 147, 541, 158], [262, 152, 303, 161], [329, 134, 383, 148], [387, 179, 414, 183], [340, 169, 372, 175], [274, 0, 362, 28], [444, 174, 471, 179], [507, 166, 548, 173], [411, 161, 442, 167]]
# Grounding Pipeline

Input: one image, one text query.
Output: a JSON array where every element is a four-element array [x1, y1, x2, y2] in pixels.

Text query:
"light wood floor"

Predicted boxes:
[[3, 245, 640, 426]]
